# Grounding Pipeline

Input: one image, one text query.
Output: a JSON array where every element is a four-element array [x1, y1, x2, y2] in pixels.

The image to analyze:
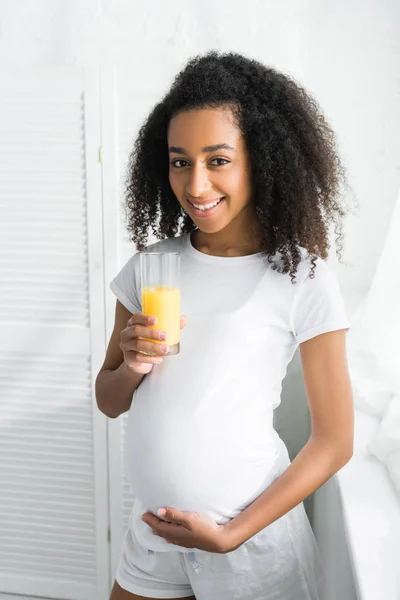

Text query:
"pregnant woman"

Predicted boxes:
[[95, 50, 355, 600]]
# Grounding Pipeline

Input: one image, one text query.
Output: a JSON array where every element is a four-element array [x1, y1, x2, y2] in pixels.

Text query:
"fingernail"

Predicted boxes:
[[149, 316, 157, 325], [158, 508, 167, 517], [161, 345, 169, 353], [158, 331, 167, 341]]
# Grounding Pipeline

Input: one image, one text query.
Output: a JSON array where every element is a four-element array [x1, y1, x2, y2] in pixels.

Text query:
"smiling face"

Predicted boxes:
[[167, 107, 258, 242]]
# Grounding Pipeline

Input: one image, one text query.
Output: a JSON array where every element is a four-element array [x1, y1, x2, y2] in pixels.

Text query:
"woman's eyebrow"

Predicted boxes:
[[168, 143, 236, 154]]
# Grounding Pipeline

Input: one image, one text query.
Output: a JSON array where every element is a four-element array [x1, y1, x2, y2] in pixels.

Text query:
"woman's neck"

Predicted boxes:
[[191, 212, 262, 258]]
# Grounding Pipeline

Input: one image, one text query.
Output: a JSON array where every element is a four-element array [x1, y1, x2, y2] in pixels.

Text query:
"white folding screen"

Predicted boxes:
[[0, 63, 176, 596], [0, 68, 110, 600]]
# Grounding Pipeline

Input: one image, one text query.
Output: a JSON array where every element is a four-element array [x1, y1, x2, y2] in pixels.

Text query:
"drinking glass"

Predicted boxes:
[[139, 252, 181, 356]]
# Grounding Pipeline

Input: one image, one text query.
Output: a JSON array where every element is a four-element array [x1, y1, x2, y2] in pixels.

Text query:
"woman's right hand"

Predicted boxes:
[[119, 313, 188, 375]]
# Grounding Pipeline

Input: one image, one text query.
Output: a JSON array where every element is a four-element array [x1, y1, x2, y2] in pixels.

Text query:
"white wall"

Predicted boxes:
[[1, 0, 399, 548]]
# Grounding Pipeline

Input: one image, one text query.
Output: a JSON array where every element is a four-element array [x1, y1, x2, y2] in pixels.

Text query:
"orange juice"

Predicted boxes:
[[142, 285, 181, 348]]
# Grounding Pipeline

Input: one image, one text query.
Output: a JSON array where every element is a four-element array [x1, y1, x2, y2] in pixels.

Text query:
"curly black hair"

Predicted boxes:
[[123, 50, 356, 283]]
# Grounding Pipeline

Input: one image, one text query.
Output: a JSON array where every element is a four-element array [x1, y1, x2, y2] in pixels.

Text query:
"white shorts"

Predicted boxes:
[[115, 440, 325, 599]]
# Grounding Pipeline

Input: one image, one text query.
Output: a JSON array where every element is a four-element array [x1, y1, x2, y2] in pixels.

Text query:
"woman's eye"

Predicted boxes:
[[170, 159, 188, 168], [170, 158, 230, 168], [210, 158, 229, 166]]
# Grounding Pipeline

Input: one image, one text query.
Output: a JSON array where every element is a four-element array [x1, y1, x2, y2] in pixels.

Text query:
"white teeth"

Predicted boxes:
[[192, 198, 222, 211]]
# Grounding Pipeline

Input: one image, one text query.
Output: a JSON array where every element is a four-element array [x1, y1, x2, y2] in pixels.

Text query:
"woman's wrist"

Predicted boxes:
[[95, 363, 145, 419], [221, 518, 248, 553], [120, 361, 145, 385]]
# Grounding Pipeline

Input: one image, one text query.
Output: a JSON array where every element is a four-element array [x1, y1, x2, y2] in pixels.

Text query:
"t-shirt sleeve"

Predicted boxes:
[[289, 257, 351, 344], [109, 252, 142, 315]]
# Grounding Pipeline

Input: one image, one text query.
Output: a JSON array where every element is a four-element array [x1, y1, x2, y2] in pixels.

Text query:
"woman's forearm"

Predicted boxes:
[[223, 436, 353, 551], [95, 363, 145, 418]]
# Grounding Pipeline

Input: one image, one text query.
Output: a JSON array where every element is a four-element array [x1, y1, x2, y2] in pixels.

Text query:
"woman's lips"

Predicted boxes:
[[187, 197, 225, 218]]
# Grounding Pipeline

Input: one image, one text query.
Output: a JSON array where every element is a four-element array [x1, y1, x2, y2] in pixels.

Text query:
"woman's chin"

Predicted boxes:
[[191, 216, 230, 234], [195, 223, 224, 234]]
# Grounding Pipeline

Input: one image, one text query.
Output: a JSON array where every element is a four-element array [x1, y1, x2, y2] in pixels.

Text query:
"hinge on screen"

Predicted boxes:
[[107, 526, 111, 543], [98, 146, 103, 163]]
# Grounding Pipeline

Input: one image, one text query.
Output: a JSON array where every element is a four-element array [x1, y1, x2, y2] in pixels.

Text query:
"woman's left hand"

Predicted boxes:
[[141, 508, 234, 554]]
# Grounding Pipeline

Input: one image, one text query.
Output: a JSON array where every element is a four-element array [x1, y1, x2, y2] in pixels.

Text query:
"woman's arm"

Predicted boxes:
[[223, 328, 354, 550], [95, 300, 145, 419]]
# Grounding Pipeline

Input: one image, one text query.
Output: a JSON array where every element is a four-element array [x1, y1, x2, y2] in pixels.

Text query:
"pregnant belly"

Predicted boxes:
[[124, 407, 280, 524]]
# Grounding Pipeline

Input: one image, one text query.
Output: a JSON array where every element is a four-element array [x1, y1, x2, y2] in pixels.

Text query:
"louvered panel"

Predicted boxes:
[[1, 565, 94, 582], [0, 351, 96, 585], [0, 69, 109, 600], [0, 90, 89, 328], [0, 253, 88, 273]]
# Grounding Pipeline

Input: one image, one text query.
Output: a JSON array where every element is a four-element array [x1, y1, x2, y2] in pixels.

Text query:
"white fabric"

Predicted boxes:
[[335, 409, 400, 600], [367, 395, 400, 495], [346, 186, 400, 495], [110, 230, 351, 555], [116, 437, 325, 600]]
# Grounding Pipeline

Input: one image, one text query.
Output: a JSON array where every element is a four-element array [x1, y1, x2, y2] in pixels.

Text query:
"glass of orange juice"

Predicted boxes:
[[139, 252, 181, 356]]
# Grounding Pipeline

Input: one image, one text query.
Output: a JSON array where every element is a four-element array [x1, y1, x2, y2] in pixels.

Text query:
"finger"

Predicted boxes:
[[127, 313, 157, 328], [143, 510, 182, 531], [132, 338, 169, 356], [156, 521, 186, 539], [180, 315, 188, 329], [124, 322, 168, 343], [142, 513, 163, 526], [160, 508, 193, 529], [124, 350, 163, 365]]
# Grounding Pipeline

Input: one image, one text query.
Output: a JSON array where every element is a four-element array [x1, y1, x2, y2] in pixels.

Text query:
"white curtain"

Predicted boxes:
[[346, 187, 400, 494]]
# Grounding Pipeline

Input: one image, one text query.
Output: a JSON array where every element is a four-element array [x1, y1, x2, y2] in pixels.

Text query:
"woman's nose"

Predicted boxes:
[[185, 164, 212, 198]]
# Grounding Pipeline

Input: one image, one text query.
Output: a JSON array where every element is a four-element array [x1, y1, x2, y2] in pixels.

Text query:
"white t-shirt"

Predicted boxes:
[[110, 230, 351, 552]]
